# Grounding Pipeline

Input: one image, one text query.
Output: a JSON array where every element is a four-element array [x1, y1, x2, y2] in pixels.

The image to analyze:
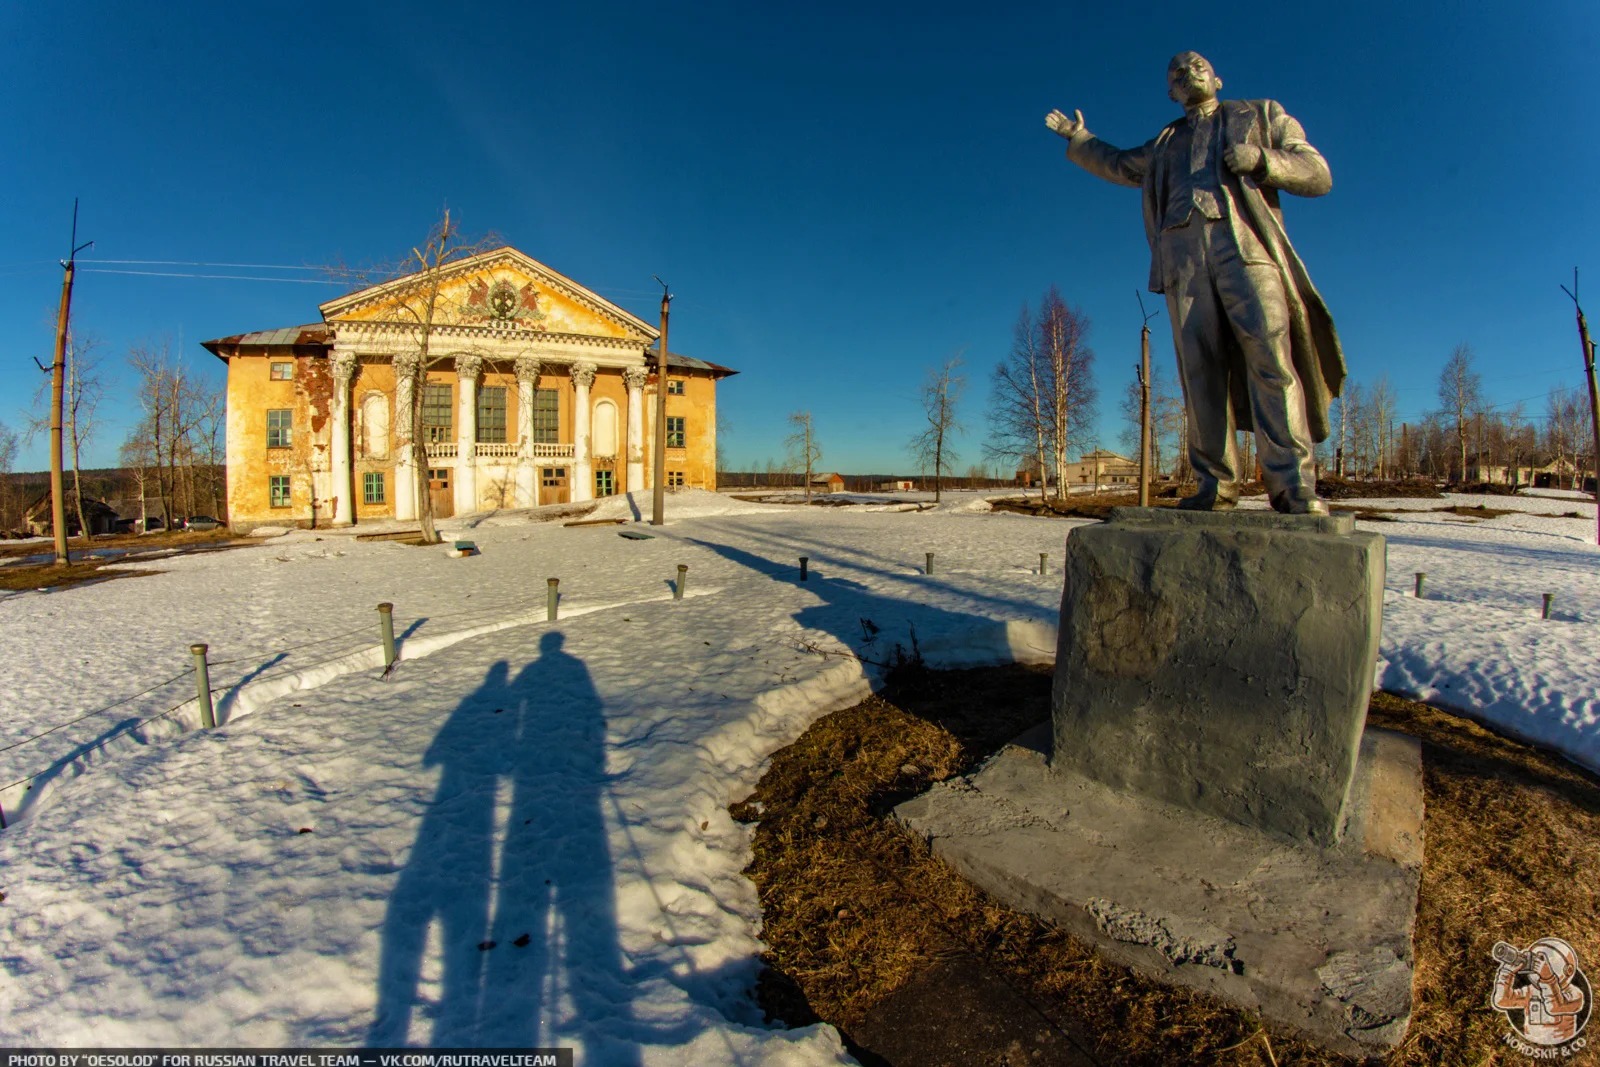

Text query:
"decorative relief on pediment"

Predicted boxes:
[[463, 276, 549, 329]]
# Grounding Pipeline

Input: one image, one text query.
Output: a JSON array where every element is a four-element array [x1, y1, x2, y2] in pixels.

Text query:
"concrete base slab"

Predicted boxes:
[[893, 723, 1423, 1061]]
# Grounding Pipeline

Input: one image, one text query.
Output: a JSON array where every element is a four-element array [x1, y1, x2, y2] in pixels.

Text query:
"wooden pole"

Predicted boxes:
[[1560, 273, 1600, 545], [651, 278, 672, 526], [46, 202, 92, 565], [1135, 293, 1157, 507]]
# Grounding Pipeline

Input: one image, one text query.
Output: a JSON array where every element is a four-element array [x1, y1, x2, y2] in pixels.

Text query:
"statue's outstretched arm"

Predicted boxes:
[[1047, 108, 1150, 189]]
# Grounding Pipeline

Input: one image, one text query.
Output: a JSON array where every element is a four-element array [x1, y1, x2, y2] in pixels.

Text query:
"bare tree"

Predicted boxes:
[[1039, 287, 1098, 491], [31, 335, 104, 537], [910, 358, 964, 503], [987, 303, 1052, 499], [0, 421, 18, 534], [1545, 385, 1585, 489], [127, 340, 218, 527], [119, 428, 156, 532], [1437, 344, 1483, 482], [1368, 375, 1397, 480], [785, 412, 822, 501], [331, 210, 502, 542], [987, 289, 1098, 499]]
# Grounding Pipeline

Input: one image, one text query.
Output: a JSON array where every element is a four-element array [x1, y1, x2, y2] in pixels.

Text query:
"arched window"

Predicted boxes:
[[593, 398, 619, 458], [362, 393, 390, 459]]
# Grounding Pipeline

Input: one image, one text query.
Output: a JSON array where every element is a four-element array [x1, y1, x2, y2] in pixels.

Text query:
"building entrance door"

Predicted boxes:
[[540, 466, 569, 505], [428, 468, 454, 518]]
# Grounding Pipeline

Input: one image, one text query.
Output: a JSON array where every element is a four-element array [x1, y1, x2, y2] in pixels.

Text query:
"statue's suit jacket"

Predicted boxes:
[[1067, 98, 1346, 442]]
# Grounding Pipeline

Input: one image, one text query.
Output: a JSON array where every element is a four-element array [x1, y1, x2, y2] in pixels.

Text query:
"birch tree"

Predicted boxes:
[[909, 358, 964, 503], [1437, 344, 1483, 482], [987, 289, 1097, 499], [784, 412, 822, 501]]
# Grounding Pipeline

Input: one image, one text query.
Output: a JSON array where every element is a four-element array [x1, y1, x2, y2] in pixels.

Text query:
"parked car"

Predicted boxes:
[[183, 516, 225, 531]]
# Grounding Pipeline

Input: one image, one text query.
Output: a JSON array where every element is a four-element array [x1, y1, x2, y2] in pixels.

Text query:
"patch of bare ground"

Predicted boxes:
[[0, 530, 250, 591], [733, 666, 1600, 1066]]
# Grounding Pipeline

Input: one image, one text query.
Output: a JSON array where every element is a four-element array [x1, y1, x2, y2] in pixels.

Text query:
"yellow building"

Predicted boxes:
[[203, 247, 733, 530]]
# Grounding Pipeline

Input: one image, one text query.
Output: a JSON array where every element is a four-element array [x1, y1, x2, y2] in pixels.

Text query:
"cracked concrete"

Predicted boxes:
[[895, 723, 1423, 1062]]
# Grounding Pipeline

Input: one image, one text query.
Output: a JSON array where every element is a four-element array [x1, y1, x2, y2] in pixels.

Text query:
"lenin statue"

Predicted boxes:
[[1048, 52, 1345, 514]]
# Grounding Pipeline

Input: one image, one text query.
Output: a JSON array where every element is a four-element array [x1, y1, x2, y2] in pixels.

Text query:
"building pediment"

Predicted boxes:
[[318, 247, 658, 344]]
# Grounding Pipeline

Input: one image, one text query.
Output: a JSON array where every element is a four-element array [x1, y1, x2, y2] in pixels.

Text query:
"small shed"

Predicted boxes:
[[23, 491, 122, 536], [809, 472, 846, 494]]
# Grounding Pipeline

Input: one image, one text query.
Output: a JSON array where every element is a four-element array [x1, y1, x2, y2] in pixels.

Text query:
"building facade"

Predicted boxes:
[[204, 248, 732, 531]]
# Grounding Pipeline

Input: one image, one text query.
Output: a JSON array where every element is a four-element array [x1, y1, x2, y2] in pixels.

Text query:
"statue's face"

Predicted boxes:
[[1167, 52, 1221, 108]]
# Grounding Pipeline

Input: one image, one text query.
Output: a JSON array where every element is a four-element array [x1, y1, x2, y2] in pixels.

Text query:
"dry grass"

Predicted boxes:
[[734, 667, 1600, 1066], [0, 530, 243, 591]]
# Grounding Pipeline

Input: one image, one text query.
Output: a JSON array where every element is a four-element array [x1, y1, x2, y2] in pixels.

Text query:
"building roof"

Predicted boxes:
[[201, 324, 331, 361], [665, 353, 738, 378]]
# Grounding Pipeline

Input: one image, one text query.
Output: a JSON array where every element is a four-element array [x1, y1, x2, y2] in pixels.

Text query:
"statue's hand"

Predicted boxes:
[[1224, 143, 1264, 175], [1046, 108, 1085, 140]]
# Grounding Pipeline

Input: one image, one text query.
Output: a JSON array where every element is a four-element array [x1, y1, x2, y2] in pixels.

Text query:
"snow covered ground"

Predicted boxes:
[[0, 487, 1595, 1058]]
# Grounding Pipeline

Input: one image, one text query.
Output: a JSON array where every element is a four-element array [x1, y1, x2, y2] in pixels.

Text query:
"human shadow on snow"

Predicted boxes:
[[367, 634, 642, 1061]]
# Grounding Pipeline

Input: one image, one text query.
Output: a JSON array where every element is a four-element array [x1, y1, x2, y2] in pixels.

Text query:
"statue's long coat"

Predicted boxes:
[[1067, 98, 1346, 441]]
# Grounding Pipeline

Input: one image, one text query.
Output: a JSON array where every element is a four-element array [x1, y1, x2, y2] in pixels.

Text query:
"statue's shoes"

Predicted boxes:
[[1271, 494, 1329, 516], [1176, 492, 1237, 511]]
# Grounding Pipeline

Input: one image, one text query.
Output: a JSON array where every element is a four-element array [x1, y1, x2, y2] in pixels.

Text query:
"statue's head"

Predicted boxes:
[[1167, 52, 1222, 108]]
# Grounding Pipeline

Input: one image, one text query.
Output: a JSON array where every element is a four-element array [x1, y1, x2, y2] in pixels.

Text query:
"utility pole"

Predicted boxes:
[[1560, 270, 1600, 545], [44, 201, 93, 566], [1135, 293, 1159, 506], [650, 276, 672, 526]]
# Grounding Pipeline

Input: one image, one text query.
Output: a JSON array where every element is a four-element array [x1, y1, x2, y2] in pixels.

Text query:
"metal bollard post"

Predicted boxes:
[[547, 578, 559, 621], [925, 552, 935, 576], [1039, 552, 1048, 576], [377, 602, 396, 669], [191, 643, 216, 729], [676, 564, 688, 600], [799, 556, 809, 582], [1414, 572, 1425, 599], [1542, 593, 1553, 620]]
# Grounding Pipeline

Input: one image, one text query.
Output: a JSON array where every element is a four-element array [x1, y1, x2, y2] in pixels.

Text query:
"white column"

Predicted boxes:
[[623, 366, 648, 494], [514, 355, 541, 508], [393, 353, 419, 521], [455, 353, 482, 515], [330, 351, 357, 526], [571, 361, 596, 503]]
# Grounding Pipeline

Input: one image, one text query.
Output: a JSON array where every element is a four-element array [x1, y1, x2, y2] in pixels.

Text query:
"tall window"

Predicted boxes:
[[269, 475, 291, 508], [532, 389, 559, 443], [422, 384, 453, 442], [476, 386, 508, 443], [595, 469, 614, 496], [666, 416, 685, 448], [667, 379, 684, 395], [269, 361, 293, 380], [363, 472, 385, 504], [267, 409, 292, 448]]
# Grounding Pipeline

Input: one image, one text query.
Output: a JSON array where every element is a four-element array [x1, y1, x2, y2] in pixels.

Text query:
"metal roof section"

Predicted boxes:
[[200, 324, 331, 361], [665, 352, 738, 377]]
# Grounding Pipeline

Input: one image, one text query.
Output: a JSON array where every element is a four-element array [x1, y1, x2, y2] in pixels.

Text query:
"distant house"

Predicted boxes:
[[876, 479, 914, 492], [1062, 450, 1139, 489], [23, 491, 121, 537], [809, 472, 846, 494]]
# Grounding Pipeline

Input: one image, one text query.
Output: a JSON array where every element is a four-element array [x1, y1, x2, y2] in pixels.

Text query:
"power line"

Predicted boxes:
[[79, 268, 347, 285], [78, 259, 354, 272]]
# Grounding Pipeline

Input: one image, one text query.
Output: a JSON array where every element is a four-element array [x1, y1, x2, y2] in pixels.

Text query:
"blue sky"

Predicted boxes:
[[3, 1, 1597, 476]]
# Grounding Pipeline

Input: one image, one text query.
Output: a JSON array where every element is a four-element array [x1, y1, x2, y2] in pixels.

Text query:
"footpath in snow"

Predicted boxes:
[[0, 488, 1594, 1059]]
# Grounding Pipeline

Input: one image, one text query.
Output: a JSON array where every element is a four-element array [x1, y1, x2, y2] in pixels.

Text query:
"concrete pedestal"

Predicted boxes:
[[1052, 507, 1386, 846], [894, 723, 1423, 1060]]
